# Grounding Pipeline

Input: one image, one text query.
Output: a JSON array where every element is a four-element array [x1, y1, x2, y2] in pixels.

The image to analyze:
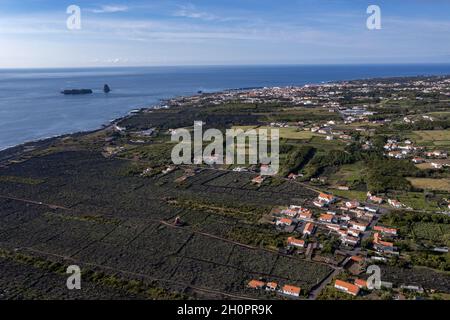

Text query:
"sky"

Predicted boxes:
[[0, 0, 450, 68]]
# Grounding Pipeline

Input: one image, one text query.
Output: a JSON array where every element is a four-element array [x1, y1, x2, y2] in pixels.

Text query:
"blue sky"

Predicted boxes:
[[1, 0, 450, 68]]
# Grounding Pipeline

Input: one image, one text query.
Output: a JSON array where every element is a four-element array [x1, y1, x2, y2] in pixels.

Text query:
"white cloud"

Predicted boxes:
[[1, 7, 450, 67], [173, 4, 218, 21], [89, 5, 129, 14]]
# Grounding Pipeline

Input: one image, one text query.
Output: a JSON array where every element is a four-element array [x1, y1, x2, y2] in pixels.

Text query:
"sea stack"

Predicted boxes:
[[104, 84, 111, 93]]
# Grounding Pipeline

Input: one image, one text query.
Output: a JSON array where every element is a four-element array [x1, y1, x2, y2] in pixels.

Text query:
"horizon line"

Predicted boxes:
[[3, 62, 450, 71]]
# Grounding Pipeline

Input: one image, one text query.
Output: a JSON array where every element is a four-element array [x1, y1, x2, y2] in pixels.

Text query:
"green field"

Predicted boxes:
[[412, 222, 450, 245], [328, 162, 365, 186], [397, 192, 441, 211], [232, 126, 319, 140], [407, 178, 450, 191], [409, 130, 450, 148], [331, 190, 368, 202]]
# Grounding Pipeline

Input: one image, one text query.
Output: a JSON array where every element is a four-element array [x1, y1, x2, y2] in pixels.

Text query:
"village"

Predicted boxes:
[[246, 185, 401, 298], [153, 76, 450, 299], [1, 75, 448, 301]]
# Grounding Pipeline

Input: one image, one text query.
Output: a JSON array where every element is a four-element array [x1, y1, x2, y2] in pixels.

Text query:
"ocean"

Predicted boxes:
[[1, 64, 450, 150]]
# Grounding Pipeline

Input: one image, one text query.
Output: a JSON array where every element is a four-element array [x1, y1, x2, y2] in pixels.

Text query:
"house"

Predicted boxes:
[[388, 151, 404, 159], [248, 279, 265, 289], [368, 195, 383, 204], [281, 285, 301, 297], [388, 199, 403, 208], [298, 210, 313, 220], [318, 193, 336, 203], [350, 221, 367, 232], [355, 278, 367, 289], [342, 235, 359, 246], [326, 223, 341, 231], [287, 173, 298, 180], [319, 214, 334, 223], [337, 229, 348, 237], [334, 280, 360, 296], [345, 200, 360, 209], [348, 228, 361, 238], [364, 205, 379, 213], [373, 233, 395, 249], [287, 237, 305, 248], [281, 208, 298, 217], [252, 175, 265, 184], [400, 285, 424, 293], [265, 282, 278, 291], [313, 199, 327, 208], [425, 150, 448, 158], [373, 226, 398, 236], [303, 222, 315, 235], [351, 255, 364, 263], [431, 162, 443, 169], [378, 239, 394, 247], [339, 134, 352, 140], [412, 157, 425, 164], [276, 218, 293, 227]]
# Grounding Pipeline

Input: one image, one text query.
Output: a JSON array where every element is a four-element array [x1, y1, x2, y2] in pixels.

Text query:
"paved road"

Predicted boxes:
[[308, 255, 352, 300]]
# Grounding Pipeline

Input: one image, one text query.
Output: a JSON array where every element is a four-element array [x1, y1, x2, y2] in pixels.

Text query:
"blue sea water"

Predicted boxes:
[[1, 64, 450, 150]]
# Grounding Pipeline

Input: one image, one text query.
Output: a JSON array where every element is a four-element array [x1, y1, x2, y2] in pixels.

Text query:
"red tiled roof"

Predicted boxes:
[[374, 225, 397, 234], [335, 279, 360, 296], [279, 218, 293, 225], [320, 214, 334, 221], [287, 237, 305, 247], [248, 279, 265, 289], [266, 282, 278, 290], [351, 255, 364, 262], [379, 240, 394, 247], [319, 193, 334, 201], [304, 222, 314, 233], [299, 211, 312, 218], [282, 284, 301, 295], [355, 278, 367, 288], [373, 232, 394, 247]]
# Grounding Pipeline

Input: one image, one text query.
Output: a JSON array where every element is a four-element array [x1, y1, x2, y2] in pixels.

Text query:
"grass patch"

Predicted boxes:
[[332, 190, 367, 202], [397, 192, 441, 211], [232, 126, 319, 140], [409, 130, 450, 149], [328, 161, 365, 185], [407, 178, 450, 191], [412, 223, 450, 245]]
